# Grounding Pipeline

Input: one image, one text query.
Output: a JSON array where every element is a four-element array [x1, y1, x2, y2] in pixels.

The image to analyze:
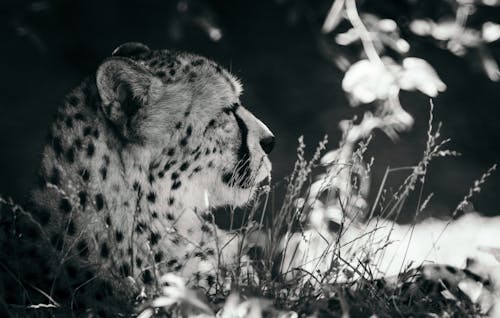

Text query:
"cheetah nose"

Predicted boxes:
[[260, 135, 275, 154]]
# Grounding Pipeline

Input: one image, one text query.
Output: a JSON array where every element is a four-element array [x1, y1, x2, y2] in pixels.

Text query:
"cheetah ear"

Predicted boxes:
[[96, 57, 162, 138], [112, 42, 150, 58]]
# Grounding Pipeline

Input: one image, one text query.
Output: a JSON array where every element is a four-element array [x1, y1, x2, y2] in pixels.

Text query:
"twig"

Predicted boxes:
[[322, 0, 345, 34], [345, 0, 382, 65]]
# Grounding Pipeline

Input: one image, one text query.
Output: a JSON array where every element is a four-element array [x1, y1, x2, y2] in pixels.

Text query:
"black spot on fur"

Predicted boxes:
[[67, 220, 77, 236], [328, 221, 341, 232], [191, 59, 205, 66], [146, 192, 156, 203], [50, 233, 62, 250], [83, 126, 92, 136], [171, 172, 179, 180], [80, 168, 90, 181], [95, 193, 105, 211], [99, 167, 108, 180], [168, 197, 175, 205], [201, 224, 212, 234], [65, 147, 75, 163], [201, 213, 214, 222], [87, 142, 95, 157], [171, 180, 181, 190], [119, 263, 131, 277], [135, 222, 147, 234], [77, 240, 89, 258], [166, 212, 175, 221], [180, 162, 189, 171], [105, 215, 112, 226], [154, 251, 163, 263], [149, 59, 159, 67], [50, 167, 60, 185], [175, 122, 182, 129], [151, 211, 158, 218], [445, 265, 457, 274], [133, 181, 141, 191], [186, 125, 192, 136], [149, 232, 161, 245], [164, 160, 176, 172], [78, 191, 87, 208], [464, 269, 487, 283], [142, 269, 153, 284], [207, 275, 215, 286], [136, 257, 143, 267], [53, 136, 63, 156], [171, 236, 180, 245], [193, 166, 202, 173], [194, 252, 207, 261], [167, 148, 175, 156], [115, 230, 124, 242], [74, 138, 82, 149], [222, 173, 232, 184], [74, 112, 85, 121], [167, 259, 178, 267], [180, 137, 188, 147], [65, 117, 73, 128], [100, 242, 110, 258], [68, 95, 80, 106], [59, 198, 72, 214], [206, 248, 215, 256], [169, 69, 176, 76]]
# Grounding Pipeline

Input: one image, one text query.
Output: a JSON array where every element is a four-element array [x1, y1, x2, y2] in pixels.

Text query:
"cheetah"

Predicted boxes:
[[0, 42, 275, 316]]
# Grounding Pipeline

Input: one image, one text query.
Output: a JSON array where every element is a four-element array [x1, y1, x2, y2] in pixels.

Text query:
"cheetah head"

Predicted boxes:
[[96, 42, 274, 209]]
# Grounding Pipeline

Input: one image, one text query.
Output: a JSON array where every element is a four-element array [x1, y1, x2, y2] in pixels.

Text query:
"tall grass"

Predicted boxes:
[[1, 103, 496, 317], [138, 104, 496, 317]]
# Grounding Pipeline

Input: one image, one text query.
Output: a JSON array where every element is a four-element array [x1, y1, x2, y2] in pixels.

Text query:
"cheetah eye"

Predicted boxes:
[[222, 118, 233, 132]]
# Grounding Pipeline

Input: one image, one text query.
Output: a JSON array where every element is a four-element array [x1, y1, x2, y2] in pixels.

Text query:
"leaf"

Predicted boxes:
[[409, 19, 434, 36], [342, 59, 400, 104], [482, 22, 500, 42], [399, 57, 447, 97]]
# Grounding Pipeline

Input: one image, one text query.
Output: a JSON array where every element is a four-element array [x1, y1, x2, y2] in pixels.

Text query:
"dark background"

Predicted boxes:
[[1, 0, 499, 220]]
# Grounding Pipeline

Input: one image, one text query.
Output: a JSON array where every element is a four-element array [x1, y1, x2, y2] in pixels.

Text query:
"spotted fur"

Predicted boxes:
[[1, 42, 274, 316]]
